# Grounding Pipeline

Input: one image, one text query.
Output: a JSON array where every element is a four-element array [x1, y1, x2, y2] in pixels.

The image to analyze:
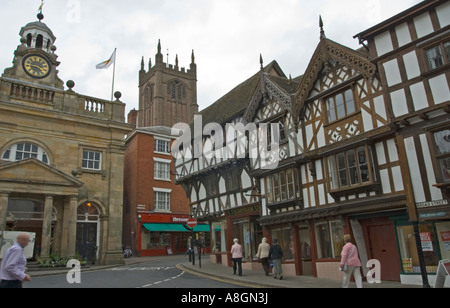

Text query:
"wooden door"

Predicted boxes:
[[365, 221, 401, 281]]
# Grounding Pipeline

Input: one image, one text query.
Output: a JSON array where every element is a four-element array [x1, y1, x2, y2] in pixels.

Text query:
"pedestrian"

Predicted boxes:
[[0, 233, 32, 288], [256, 237, 270, 276], [340, 234, 363, 288], [230, 238, 243, 276], [186, 236, 192, 261], [269, 238, 283, 280]]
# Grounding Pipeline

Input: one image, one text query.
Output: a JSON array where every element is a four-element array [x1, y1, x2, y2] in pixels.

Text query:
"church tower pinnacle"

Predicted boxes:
[[136, 40, 198, 128]]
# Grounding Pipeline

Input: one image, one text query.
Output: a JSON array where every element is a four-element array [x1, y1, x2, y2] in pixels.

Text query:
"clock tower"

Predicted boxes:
[[2, 12, 64, 89]]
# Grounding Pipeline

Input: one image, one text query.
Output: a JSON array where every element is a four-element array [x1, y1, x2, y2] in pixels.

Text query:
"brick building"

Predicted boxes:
[[123, 44, 206, 256]]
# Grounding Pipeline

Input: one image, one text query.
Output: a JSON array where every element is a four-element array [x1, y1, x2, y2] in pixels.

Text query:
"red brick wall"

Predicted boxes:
[[123, 131, 190, 252]]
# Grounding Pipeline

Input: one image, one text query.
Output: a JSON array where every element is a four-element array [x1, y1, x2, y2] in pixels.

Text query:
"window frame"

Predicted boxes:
[[425, 40, 450, 70], [325, 88, 357, 124], [264, 168, 297, 205], [427, 126, 450, 185], [81, 149, 102, 171], [153, 188, 172, 212], [314, 219, 345, 260], [154, 160, 171, 181], [154, 138, 171, 155], [1, 142, 50, 164], [326, 145, 377, 194]]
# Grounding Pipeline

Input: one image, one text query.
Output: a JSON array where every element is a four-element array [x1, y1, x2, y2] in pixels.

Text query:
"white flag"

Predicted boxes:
[[96, 49, 116, 69]]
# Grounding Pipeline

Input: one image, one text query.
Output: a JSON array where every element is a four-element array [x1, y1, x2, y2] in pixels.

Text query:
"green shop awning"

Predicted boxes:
[[143, 223, 210, 233]]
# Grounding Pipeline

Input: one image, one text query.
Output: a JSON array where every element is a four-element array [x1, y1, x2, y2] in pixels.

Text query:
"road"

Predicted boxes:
[[25, 255, 247, 289]]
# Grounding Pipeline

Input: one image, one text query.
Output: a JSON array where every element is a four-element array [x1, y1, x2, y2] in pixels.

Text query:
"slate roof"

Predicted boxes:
[[198, 60, 301, 126]]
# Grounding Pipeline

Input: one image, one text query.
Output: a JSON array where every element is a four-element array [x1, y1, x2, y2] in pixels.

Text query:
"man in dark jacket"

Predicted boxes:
[[268, 238, 283, 280]]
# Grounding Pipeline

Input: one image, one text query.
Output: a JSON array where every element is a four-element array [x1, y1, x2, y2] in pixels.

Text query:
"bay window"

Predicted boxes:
[[327, 145, 375, 191]]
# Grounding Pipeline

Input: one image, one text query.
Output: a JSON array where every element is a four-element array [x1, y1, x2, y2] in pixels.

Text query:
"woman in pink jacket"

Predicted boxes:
[[340, 234, 363, 288], [230, 238, 243, 276]]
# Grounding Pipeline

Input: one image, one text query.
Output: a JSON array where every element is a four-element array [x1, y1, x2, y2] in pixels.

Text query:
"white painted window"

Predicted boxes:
[[82, 150, 102, 170], [2, 142, 49, 164]]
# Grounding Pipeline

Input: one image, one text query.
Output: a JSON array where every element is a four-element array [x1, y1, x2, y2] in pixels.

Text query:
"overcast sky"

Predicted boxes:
[[1, 0, 422, 117]]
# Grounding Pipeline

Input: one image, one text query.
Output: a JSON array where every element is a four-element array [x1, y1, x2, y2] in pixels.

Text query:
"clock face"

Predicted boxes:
[[22, 54, 51, 79]]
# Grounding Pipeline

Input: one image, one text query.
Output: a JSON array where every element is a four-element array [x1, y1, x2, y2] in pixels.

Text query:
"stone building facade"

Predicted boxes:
[[0, 14, 133, 265]]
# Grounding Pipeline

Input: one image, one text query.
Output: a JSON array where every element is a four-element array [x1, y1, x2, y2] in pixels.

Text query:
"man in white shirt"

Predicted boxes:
[[0, 233, 32, 288]]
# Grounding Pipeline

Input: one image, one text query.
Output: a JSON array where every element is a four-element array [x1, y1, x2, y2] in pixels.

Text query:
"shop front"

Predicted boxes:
[[137, 213, 210, 256], [396, 199, 450, 286]]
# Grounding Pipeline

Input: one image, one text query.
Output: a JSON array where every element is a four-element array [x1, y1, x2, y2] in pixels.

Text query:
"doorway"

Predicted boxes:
[[360, 217, 401, 281], [76, 202, 100, 262], [76, 223, 97, 262]]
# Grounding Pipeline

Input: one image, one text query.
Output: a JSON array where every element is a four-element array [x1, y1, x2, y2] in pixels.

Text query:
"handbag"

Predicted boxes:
[[340, 244, 354, 272]]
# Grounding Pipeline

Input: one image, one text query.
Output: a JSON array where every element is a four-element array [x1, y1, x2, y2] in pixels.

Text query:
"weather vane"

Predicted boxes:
[[37, 0, 45, 21], [38, 0, 44, 13]]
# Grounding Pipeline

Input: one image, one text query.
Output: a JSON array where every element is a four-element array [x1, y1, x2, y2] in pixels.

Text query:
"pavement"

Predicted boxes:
[[26, 254, 423, 288]]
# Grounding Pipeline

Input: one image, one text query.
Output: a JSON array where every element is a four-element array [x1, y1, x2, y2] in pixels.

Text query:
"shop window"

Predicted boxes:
[[397, 224, 441, 273], [2, 142, 49, 164], [426, 41, 450, 70], [327, 145, 376, 192], [141, 229, 171, 250], [314, 220, 345, 259], [264, 168, 297, 204], [325, 88, 356, 123], [271, 227, 294, 261], [432, 128, 450, 183], [436, 222, 450, 261]]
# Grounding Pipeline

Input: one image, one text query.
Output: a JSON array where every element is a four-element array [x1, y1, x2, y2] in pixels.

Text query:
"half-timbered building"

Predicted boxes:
[[175, 0, 449, 285]]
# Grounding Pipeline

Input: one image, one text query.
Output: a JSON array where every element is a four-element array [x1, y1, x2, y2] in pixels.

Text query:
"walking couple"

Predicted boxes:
[[256, 237, 283, 280]]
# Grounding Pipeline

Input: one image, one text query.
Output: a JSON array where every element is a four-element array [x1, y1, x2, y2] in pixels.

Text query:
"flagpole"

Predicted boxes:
[[111, 48, 117, 101]]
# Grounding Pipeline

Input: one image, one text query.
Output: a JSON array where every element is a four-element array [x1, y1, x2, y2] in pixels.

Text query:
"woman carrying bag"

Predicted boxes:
[[340, 234, 363, 288]]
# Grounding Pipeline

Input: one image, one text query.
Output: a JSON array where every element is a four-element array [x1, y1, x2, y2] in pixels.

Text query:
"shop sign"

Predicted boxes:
[[226, 204, 260, 216], [418, 212, 447, 219], [416, 199, 448, 209]]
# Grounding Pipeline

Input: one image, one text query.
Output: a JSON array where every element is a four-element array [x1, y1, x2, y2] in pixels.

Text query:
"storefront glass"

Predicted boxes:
[[141, 229, 171, 250], [397, 223, 441, 273], [314, 220, 345, 259], [436, 221, 450, 260], [271, 227, 294, 261], [211, 220, 227, 253]]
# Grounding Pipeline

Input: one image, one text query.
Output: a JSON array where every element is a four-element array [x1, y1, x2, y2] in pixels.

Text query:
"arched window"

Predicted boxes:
[[167, 80, 186, 101], [1, 142, 49, 164], [26, 34, 32, 47], [36, 34, 44, 49], [77, 202, 100, 222]]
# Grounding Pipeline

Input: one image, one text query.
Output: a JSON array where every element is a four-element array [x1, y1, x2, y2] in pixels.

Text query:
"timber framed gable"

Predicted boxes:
[[293, 37, 377, 131]]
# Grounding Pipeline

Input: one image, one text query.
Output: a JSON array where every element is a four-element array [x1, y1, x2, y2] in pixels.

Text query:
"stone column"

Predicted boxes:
[[0, 193, 9, 252], [0, 193, 9, 231], [66, 196, 78, 257], [40, 195, 54, 260]]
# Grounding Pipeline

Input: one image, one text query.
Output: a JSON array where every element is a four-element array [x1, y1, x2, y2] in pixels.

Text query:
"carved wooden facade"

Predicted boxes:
[[176, 0, 450, 284]]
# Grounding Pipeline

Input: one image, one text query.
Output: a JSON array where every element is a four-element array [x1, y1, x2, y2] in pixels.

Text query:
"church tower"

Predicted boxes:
[[2, 12, 64, 90], [137, 40, 198, 128]]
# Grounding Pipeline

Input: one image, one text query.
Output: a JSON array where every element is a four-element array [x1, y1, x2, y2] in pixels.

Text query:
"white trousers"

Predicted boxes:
[[342, 266, 363, 288]]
